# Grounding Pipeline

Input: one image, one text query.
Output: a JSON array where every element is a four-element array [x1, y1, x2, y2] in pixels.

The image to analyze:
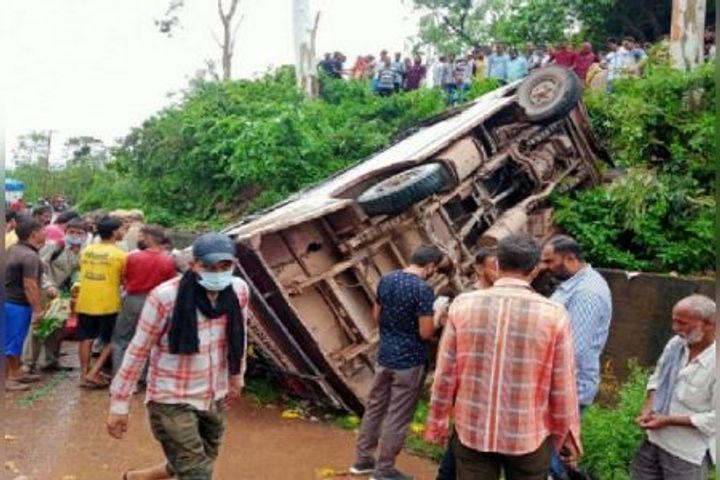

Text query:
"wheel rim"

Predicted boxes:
[[528, 78, 560, 107]]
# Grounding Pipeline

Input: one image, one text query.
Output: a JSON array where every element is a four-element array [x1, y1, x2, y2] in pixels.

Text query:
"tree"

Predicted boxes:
[[63, 136, 109, 167], [412, 0, 715, 50], [292, 0, 321, 98], [156, 0, 243, 81], [12, 131, 50, 166]]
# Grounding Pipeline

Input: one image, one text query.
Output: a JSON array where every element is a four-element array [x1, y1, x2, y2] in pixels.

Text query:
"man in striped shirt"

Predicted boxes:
[[425, 234, 581, 480], [541, 235, 612, 479], [107, 233, 249, 480]]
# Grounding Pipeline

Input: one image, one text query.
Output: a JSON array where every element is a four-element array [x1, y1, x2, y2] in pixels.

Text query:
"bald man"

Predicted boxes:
[[631, 294, 716, 480]]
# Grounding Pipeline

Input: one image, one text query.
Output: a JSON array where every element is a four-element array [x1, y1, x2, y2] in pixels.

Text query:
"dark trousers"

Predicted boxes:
[[354, 364, 426, 476], [454, 435, 553, 480], [111, 293, 147, 376], [437, 430, 457, 479]]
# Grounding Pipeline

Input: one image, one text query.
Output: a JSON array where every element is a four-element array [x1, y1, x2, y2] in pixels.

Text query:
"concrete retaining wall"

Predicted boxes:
[[597, 268, 714, 383]]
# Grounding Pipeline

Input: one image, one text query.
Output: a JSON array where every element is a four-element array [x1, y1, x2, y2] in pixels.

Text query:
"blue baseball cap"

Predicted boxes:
[[192, 233, 236, 265]]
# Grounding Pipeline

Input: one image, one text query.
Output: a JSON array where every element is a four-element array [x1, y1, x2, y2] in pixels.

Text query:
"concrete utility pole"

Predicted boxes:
[[293, 0, 320, 99], [669, 0, 706, 70]]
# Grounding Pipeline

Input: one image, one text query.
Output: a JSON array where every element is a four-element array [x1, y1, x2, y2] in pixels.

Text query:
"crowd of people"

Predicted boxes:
[[318, 29, 717, 106], [4, 207, 189, 391]]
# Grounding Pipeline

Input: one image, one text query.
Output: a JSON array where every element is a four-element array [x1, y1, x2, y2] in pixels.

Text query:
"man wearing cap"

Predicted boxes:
[[107, 233, 250, 480]]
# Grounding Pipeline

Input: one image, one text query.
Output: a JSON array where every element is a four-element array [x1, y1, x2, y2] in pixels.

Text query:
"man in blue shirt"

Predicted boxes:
[[486, 43, 510, 84], [541, 235, 613, 480], [350, 245, 442, 480], [506, 47, 529, 82]]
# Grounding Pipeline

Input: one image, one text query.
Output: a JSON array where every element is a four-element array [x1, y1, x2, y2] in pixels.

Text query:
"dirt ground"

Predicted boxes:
[[1, 343, 437, 480]]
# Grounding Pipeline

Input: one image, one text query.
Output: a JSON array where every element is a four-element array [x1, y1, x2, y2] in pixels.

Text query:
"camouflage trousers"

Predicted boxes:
[[147, 400, 226, 480]]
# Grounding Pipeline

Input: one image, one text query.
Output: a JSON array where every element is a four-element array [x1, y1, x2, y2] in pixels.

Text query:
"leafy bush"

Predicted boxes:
[[581, 362, 649, 479], [553, 61, 715, 274], [108, 67, 449, 226]]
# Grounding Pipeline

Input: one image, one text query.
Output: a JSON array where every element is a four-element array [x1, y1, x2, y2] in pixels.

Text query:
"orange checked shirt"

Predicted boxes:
[[426, 277, 581, 455], [110, 276, 249, 415]]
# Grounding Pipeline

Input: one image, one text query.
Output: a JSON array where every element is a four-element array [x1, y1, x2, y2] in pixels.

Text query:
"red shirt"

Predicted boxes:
[[574, 52, 598, 80], [124, 249, 176, 295], [552, 50, 577, 68]]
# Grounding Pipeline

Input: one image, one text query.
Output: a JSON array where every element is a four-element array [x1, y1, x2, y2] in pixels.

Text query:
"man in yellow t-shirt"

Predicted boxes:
[[76, 216, 128, 388]]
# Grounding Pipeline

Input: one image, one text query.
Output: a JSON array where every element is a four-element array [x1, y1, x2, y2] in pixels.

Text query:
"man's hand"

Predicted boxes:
[[31, 310, 44, 327], [225, 384, 242, 408], [423, 426, 448, 446], [106, 413, 129, 439], [638, 414, 669, 430], [45, 286, 59, 299], [559, 437, 581, 470]]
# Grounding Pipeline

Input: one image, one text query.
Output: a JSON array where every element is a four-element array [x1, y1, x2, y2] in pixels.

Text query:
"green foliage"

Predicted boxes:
[[553, 62, 715, 274], [581, 362, 649, 479], [106, 67, 447, 226]]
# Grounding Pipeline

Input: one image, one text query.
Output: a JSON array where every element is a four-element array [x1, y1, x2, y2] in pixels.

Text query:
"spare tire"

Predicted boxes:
[[357, 163, 451, 216], [517, 65, 582, 124]]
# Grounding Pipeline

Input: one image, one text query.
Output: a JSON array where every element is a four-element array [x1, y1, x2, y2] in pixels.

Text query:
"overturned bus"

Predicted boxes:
[[223, 66, 607, 413]]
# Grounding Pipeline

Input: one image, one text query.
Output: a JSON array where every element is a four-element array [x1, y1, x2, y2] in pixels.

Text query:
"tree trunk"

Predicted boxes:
[[293, 0, 320, 99], [218, 0, 242, 81], [670, 0, 706, 70]]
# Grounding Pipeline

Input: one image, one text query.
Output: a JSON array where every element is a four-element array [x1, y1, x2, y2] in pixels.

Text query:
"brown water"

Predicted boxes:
[[2, 344, 436, 480]]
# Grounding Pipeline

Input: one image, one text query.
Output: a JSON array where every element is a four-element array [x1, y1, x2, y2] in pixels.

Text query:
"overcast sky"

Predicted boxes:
[[3, 0, 421, 164]]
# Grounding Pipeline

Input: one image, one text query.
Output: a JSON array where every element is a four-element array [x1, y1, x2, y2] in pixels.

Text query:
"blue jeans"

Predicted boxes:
[[550, 404, 588, 479]]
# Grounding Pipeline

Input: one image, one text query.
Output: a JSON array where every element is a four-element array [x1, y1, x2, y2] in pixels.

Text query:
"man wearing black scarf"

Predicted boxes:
[[107, 233, 249, 480]]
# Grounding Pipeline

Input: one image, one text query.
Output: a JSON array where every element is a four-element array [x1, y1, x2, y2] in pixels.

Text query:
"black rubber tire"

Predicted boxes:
[[357, 163, 452, 216], [517, 65, 582, 124]]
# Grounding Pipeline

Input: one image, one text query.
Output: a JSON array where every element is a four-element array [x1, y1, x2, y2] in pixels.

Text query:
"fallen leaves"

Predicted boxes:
[[4, 460, 20, 473], [3, 434, 17, 442], [316, 466, 349, 478], [281, 409, 303, 420]]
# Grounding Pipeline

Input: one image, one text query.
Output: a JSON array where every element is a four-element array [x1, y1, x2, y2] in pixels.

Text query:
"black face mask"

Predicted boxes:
[[137, 240, 148, 251]]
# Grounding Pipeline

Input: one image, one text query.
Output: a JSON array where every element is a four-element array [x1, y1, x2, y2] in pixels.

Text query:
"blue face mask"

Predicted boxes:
[[65, 235, 84, 247], [197, 270, 234, 291]]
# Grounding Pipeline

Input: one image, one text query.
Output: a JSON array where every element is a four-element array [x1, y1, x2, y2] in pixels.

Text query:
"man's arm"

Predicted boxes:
[[229, 281, 251, 392], [23, 277, 44, 324]]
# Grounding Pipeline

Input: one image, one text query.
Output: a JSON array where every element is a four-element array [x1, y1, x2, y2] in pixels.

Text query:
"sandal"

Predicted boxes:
[[79, 379, 107, 390]]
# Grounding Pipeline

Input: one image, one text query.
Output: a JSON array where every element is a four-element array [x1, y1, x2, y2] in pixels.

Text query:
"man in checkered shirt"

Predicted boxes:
[[106, 233, 249, 480], [541, 235, 613, 479], [425, 234, 582, 479]]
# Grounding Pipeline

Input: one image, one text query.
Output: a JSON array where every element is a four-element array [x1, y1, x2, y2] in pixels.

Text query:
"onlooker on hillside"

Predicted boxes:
[[473, 50, 486, 82], [351, 55, 369, 80], [574, 42, 599, 84], [616, 36, 647, 78], [486, 43, 509, 84], [75, 216, 128, 388], [541, 235, 612, 480], [525, 42, 544, 70], [349, 245, 442, 480], [5, 219, 57, 391], [426, 235, 581, 480], [23, 218, 87, 373], [506, 47, 529, 82], [318, 52, 336, 77], [551, 41, 577, 70], [111, 225, 177, 376], [404, 56, 426, 91], [375, 59, 397, 97], [392, 52, 406, 92], [630, 295, 715, 480]]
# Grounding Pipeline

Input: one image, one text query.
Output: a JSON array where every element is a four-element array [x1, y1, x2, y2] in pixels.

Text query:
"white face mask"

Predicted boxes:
[[197, 270, 234, 291]]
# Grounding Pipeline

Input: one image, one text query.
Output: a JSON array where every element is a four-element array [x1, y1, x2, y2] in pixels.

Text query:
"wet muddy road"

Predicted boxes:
[[2, 344, 436, 480]]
